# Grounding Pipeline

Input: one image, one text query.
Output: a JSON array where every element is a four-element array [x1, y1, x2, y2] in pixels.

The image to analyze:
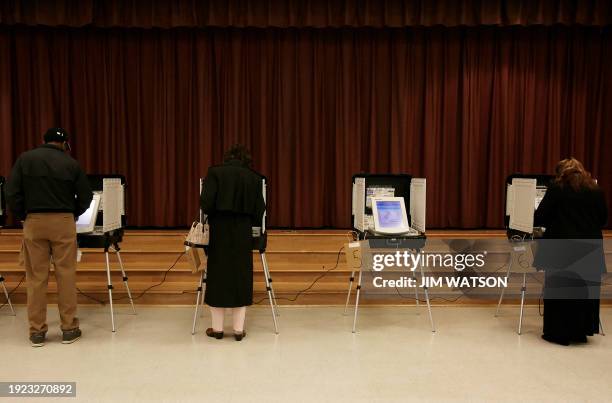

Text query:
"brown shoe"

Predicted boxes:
[[206, 328, 224, 339], [234, 331, 247, 341]]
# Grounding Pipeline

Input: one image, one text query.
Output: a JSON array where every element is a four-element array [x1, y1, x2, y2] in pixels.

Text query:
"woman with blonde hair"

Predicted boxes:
[[534, 158, 608, 345]]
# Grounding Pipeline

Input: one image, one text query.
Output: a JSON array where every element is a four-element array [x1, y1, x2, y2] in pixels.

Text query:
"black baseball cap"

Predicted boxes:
[[43, 127, 70, 143]]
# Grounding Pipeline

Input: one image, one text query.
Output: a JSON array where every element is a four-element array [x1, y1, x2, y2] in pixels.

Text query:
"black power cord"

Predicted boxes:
[[253, 246, 345, 305], [77, 252, 186, 305], [77, 287, 107, 305], [526, 272, 545, 317], [114, 252, 186, 302]]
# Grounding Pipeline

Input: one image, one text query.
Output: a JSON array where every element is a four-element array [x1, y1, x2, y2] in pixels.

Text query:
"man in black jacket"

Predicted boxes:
[[6, 128, 93, 347]]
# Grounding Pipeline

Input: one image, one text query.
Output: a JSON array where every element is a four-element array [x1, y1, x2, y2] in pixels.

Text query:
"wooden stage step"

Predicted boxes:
[[0, 229, 610, 306]]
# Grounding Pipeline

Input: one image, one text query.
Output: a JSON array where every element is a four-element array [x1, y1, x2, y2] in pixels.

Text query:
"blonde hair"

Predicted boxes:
[[554, 158, 597, 191]]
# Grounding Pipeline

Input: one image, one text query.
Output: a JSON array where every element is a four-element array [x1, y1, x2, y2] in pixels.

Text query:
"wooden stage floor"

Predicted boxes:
[[1, 229, 610, 306]]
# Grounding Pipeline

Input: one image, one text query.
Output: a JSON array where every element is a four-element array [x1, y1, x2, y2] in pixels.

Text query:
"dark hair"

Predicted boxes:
[[224, 144, 252, 167], [554, 158, 597, 191]]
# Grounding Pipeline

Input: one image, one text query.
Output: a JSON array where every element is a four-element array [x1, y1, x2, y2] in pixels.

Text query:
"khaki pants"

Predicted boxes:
[[22, 213, 79, 335]]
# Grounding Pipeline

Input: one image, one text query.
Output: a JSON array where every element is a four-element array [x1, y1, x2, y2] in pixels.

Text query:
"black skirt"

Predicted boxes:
[[204, 212, 254, 308], [535, 239, 604, 342], [543, 270, 601, 342]]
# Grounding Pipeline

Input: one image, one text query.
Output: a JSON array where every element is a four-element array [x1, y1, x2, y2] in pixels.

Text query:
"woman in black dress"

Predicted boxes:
[[200, 145, 265, 341], [534, 158, 608, 346]]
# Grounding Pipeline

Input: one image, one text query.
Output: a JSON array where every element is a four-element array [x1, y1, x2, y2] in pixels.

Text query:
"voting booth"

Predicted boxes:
[[497, 173, 554, 334], [346, 174, 433, 333], [351, 173, 426, 237], [190, 175, 279, 335], [504, 174, 554, 238], [0, 176, 15, 315], [76, 174, 136, 332]]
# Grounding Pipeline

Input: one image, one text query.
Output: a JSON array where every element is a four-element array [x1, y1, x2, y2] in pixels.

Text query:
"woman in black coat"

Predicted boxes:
[[200, 145, 265, 341], [534, 158, 608, 346]]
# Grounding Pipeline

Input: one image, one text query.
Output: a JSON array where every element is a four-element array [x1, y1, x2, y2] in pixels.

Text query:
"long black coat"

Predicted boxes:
[[534, 183, 607, 274], [535, 183, 607, 240], [533, 182, 608, 341], [200, 160, 266, 307]]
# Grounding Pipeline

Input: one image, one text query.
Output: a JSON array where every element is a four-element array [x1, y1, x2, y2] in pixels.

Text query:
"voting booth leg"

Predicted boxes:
[[270, 284, 279, 317], [260, 253, 279, 318], [191, 271, 206, 335], [495, 256, 513, 317], [412, 269, 420, 311], [104, 251, 116, 333], [600, 319, 606, 336], [260, 252, 279, 334], [343, 271, 355, 316], [419, 265, 435, 333], [351, 269, 363, 333], [261, 253, 279, 317], [200, 287, 205, 318], [113, 246, 136, 315], [0, 275, 16, 316], [517, 273, 527, 335]]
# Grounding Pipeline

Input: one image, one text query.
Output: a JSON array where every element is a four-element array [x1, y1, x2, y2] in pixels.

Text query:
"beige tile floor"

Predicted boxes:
[[1, 305, 611, 403]]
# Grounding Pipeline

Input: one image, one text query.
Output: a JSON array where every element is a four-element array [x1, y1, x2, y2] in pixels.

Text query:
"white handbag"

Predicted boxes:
[[185, 219, 209, 247]]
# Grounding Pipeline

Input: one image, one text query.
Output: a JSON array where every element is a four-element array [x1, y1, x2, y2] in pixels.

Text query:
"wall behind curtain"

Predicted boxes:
[[0, 26, 610, 228]]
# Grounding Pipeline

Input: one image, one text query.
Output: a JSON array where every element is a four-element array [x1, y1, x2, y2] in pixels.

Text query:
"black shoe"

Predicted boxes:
[[62, 328, 82, 344], [206, 328, 224, 339], [541, 334, 569, 346], [234, 331, 247, 341], [29, 332, 46, 347]]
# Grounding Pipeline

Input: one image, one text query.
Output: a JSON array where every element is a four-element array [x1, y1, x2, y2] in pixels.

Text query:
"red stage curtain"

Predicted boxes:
[[1, 0, 610, 28], [1, 25, 611, 228]]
